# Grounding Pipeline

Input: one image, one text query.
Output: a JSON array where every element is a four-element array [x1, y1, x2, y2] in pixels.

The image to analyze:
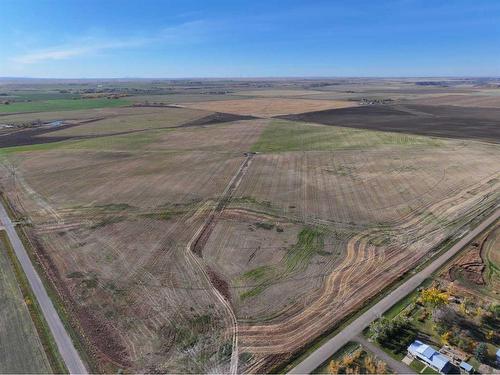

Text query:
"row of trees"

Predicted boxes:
[[328, 348, 388, 374], [368, 316, 413, 345]]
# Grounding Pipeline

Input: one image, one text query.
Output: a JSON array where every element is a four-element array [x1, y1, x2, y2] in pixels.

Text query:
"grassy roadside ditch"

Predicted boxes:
[[0, 230, 67, 374], [277, 204, 498, 374], [0, 193, 97, 373]]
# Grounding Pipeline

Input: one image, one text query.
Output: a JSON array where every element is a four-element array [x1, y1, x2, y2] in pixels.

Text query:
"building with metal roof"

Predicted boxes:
[[408, 340, 453, 374], [459, 361, 474, 374]]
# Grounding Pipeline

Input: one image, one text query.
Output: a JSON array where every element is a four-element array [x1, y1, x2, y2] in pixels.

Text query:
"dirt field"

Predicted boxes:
[[0, 80, 499, 374], [281, 104, 500, 143], [233, 90, 326, 97], [0, 236, 51, 373], [179, 98, 358, 117], [0, 107, 215, 149], [409, 94, 500, 108], [0, 117, 266, 373], [442, 221, 500, 296]]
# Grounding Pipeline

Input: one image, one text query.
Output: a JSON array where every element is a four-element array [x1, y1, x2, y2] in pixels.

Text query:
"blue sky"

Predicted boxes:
[[1, 0, 499, 78]]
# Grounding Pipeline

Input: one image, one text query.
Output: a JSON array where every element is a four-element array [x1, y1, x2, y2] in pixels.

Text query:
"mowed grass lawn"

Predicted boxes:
[[251, 120, 442, 152], [0, 236, 51, 373], [0, 98, 130, 113]]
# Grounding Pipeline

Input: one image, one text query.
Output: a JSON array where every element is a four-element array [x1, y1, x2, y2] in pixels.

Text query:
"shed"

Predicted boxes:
[[459, 361, 473, 374]]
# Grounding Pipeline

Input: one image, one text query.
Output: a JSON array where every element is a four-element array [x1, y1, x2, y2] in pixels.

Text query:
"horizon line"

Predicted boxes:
[[1, 75, 500, 81]]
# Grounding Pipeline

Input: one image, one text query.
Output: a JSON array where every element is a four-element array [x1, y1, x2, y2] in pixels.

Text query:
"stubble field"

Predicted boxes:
[[0, 78, 498, 373]]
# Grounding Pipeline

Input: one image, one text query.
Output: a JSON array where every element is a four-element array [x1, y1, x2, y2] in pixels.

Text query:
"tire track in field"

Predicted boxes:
[[186, 152, 255, 374], [238, 174, 499, 368]]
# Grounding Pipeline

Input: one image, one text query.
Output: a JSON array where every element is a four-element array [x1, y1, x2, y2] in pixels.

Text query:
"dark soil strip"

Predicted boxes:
[[177, 112, 258, 128], [207, 267, 231, 301], [279, 104, 500, 143]]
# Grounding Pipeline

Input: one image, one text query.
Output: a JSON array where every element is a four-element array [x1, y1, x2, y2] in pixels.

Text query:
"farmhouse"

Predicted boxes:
[[408, 340, 453, 374]]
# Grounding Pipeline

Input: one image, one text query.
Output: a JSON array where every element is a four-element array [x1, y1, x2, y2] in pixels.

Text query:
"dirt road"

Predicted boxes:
[[0, 201, 87, 374], [288, 207, 500, 374], [187, 152, 255, 374]]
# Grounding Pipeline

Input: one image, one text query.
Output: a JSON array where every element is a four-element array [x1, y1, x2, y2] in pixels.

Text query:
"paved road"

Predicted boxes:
[[355, 335, 415, 374], [0, 202, 87, 374], [289, 208, 499, 374]]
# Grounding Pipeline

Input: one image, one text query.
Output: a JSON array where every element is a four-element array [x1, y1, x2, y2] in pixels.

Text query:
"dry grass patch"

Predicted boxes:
[[234, 90, 326, 97], [179, 98, 358, 117], [41, 107, 211, 137], [409, 94, 500, 108]]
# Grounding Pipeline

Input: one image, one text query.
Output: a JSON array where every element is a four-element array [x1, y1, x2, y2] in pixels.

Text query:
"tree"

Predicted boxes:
[[419, 287, 449, 308], [440, 331, 452, 345], [460, 298, 473, 315], [342, 353, 355, 368], [474, 342, 487, 363], [376, 361, 388, 374], [486, 330, 494, 340], [328, 360, 341, 374], [369, 316, 411, 345], [346, 365, 359, 375], [364, 355, 377, 374]]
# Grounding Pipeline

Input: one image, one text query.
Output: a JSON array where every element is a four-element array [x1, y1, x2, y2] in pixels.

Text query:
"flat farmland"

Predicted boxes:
[[0, 106, 186, 124], [281, 104, 500, 143], [408, 94, 500, 108], [39, 106, 211, 137], [205, 124, 499, 371], [0, 116, 266, 373], [179, 98, 358, 117], [233, 89, 326, 97], [0, 80, 499, 374], [0, 98, 130, 114], [0, 107, 213, 149], [0, 235, 51, 373]]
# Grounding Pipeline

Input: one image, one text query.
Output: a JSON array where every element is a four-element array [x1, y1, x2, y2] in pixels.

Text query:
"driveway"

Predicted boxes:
[[355, 335, 415, 374]]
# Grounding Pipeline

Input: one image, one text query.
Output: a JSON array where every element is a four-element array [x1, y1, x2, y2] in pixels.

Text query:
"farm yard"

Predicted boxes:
[[0, 78, 498, 373], [361, 220, 500, 374]]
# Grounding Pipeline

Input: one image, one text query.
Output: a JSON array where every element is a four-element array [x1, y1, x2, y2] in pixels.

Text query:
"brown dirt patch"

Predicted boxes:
[[179, 98, 358, 117], [445, 243, 485, 285], [207, 267, 231, 301], [409, 94, 500, 108]]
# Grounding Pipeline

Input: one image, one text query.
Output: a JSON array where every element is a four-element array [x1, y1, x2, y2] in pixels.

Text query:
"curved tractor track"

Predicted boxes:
[[239, 173, 499, 372]]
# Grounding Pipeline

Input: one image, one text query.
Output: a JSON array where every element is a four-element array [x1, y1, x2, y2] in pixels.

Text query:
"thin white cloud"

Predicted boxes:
[[11, 20, 207, 64], [11, 37, 151, 64]]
